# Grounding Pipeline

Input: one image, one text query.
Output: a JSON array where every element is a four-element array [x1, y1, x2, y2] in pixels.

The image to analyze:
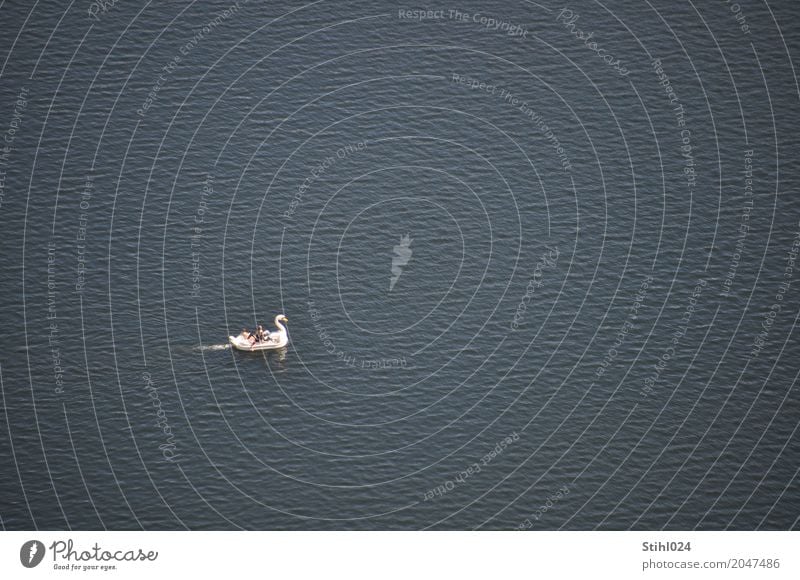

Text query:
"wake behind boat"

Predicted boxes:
[[229, 314, 288, 351]]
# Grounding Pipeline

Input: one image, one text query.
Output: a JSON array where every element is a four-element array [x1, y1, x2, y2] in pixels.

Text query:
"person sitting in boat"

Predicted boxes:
[[242, 328, 256, 345], [256, 325, 267, 343]]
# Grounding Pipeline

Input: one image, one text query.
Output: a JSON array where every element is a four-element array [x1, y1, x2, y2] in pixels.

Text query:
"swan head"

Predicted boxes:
[[274, 314, 288, 328]]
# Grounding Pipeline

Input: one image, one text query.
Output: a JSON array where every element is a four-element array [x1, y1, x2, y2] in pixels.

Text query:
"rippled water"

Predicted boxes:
[[0, 0, 798, 530]]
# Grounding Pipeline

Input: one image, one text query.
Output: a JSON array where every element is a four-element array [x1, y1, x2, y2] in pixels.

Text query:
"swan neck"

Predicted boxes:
[[274, 315, 286, 332]]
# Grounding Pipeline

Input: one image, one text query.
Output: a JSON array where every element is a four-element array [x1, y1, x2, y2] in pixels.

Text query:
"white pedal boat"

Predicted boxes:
[[229, 314, 288, 351]]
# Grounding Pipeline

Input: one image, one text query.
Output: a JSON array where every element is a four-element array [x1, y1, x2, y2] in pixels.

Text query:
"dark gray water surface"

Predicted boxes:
[[0, 0, 798, 529]]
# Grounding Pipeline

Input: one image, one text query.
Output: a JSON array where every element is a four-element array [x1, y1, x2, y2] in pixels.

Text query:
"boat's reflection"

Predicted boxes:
[[261, 346, 288, 370], [230, 345, 289, 372]]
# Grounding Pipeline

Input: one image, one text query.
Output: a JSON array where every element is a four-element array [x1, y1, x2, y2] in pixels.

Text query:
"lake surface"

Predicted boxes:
[[0, 0, 798, 530]]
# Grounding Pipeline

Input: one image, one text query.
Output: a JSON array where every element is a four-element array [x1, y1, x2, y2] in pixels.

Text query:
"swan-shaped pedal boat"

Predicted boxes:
[[229, 314, 288, 351]]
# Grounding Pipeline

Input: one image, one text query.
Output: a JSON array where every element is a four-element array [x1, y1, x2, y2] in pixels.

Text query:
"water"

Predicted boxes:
[[0, 0, 798, 530]]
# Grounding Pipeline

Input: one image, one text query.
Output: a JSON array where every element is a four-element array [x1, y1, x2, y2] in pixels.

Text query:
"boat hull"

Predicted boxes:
[[228, 334, 288, 351]]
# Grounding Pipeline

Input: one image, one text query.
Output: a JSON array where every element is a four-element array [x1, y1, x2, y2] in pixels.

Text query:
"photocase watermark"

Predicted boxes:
[[189, 173, 213, 300], [511, 245, 559, 331], [652, 57, 696, 194], [361, 357, 408, 370], [389, 233, 413, 291], [48, 538, 157, 572], [423, 431, 519, 501], [74, 173, 93, 294], [517, 484, 570, 529], [452, 74, 572, 172], [47, 242, 65, 396], [578, 274, 651, 399], [142, 372, 179, 462], [725, 0, 751, 35], [641, 278, 706, 398], [555, 8, 630, 76], [748, 220, 798, 361], [284, 140, 368, 221], [307, 299, 409, 370], [137, 1, 247, 117], [398, 8, 528, 37], [0, 86, 28, 213], [721, 149, 754, 298], [87, 0, 122, 21], [595, 275, 651, 380], [20, 540, 45, 568]]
